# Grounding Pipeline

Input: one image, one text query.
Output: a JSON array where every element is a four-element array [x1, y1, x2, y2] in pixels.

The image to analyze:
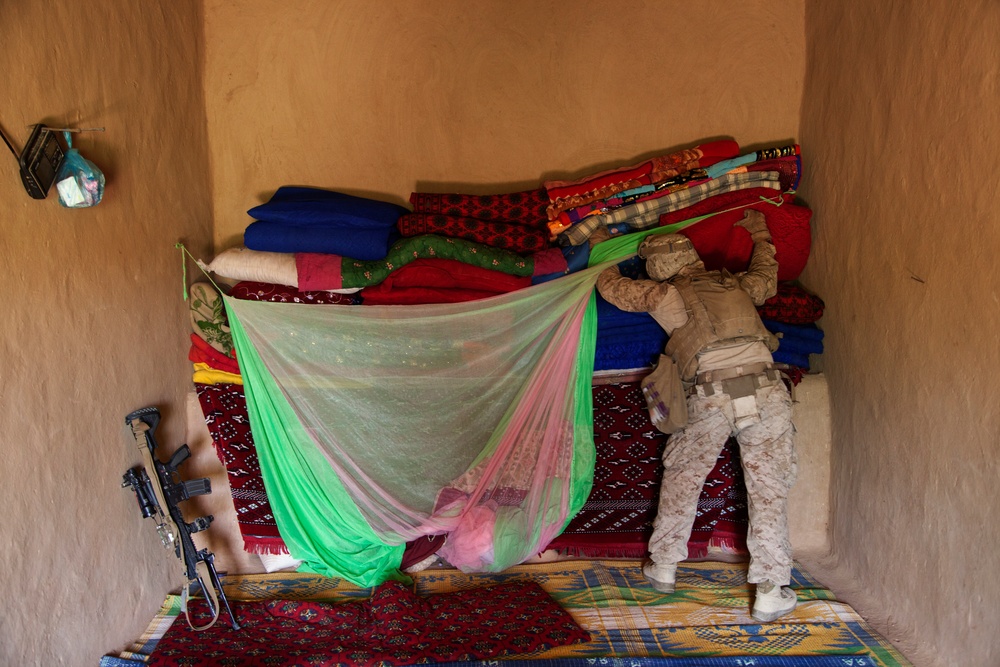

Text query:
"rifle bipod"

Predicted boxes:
[[122, 406, 240, 631]]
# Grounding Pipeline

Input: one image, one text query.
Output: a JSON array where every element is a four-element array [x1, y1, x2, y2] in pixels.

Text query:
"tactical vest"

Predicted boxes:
[[664, 270, 778, 381]]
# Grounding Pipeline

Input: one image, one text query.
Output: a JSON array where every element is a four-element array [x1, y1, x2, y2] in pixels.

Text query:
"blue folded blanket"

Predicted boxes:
[[244, 221, 401, 260], [594, 293, 667, 371], [774, 334, 824, 356], [773, 350, 811, 369], [763, 319, 824, 368], [245, 186, 408, 260], [762, 319, 825, 342]]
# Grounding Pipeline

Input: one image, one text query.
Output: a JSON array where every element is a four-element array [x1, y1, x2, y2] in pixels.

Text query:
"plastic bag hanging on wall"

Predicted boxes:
[[55, 131, 104, 207]]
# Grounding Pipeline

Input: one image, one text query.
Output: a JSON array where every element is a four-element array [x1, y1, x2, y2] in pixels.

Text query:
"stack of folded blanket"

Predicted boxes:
[[758, 284, 826, 374], [229, 184, 580, 304], [205, 139, 808, 307], [188, 282, 241, 385], [191, 136, 825, 566]]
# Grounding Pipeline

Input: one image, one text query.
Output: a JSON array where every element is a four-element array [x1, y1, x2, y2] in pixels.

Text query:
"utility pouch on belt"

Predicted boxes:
[[697, 366, 783, 430], [641, 355, 688, 434]]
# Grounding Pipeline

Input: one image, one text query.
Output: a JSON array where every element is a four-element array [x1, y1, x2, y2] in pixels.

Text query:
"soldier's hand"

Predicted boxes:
[[734, 210, 772, 242]]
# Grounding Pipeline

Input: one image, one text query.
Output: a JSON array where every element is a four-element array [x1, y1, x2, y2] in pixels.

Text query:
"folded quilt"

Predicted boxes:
[[757, 283, 825, 323], [704, 144, 800, 179], [408, 187, 550, 229], [748, 154, 802, 192], [248, 186, 407, 228], [544, 139, 739, 221], [678, 197, 813, 282], [532, 243, 591, 284], [558, 170, 781, 246], [773, 350, 811, 369], [188, 282, 232, 356], [296, 234, 543, 291], [358, 257, 532, 305], [244, 186, 408, 260], [192, 363, 243, 386], [547, 169, 710, 238], [360, 286, 505, 305], [773, 334, 824, 356], [244, 220, 401, 260], [228, 281, 360, 305], [362, 257, 531, 292], [763, 319, 825, 357], [188, 333, 240, 375], [396, 212, 550, 253], [658, 187, 794, 227], [761, 319, 825, 341], [594, 338, 665, 372]]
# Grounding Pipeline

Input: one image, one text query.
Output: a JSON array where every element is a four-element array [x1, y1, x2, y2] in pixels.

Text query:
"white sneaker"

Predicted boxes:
[[752, 580, 797, 622], [642, 561, 677, 593]]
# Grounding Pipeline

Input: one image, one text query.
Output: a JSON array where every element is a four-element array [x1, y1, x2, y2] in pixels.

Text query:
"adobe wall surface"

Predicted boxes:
[[799, 2, 1000, 665], [0, 3, 215, 665]]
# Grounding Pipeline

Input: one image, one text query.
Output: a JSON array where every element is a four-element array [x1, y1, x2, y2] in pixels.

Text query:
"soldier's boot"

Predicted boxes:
[[642, 560, 677, 594], [752, 580, 797, 622]]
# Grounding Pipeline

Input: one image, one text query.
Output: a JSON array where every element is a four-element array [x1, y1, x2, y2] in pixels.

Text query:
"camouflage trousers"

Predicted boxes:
[[648, 380, 797, 585]]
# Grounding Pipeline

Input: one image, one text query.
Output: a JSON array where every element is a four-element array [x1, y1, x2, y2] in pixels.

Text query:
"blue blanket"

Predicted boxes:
[[245, 186, 407, 259]]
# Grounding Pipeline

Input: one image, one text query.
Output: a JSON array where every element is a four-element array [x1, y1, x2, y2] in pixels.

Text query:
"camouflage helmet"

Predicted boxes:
[[637, 234, 701, 281]]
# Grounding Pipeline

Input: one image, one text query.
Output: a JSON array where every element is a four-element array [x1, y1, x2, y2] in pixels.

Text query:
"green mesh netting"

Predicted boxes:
[[223, 216, 707, 586]]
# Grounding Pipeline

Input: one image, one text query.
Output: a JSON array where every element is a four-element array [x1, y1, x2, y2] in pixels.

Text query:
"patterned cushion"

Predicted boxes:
[[757, 282, 825, 324]]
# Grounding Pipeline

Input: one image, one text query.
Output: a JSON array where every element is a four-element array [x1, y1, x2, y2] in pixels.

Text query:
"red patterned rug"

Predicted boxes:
[[148, 579, 589, 666], [196, 382, 285, 555]]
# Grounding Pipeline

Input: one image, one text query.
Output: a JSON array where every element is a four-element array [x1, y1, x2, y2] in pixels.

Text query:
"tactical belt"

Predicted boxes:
[[696, 362, 774, 385], [692, 362, 795, 401]]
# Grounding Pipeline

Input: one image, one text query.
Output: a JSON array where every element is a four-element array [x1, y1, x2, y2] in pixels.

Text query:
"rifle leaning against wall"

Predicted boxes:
[[121, 406, 240, 631]]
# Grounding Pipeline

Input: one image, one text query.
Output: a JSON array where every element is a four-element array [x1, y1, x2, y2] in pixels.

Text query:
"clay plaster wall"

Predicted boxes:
[[204, 0, 805, 248], [799, 2, 1000, 665], [0, 2, 214, 664]]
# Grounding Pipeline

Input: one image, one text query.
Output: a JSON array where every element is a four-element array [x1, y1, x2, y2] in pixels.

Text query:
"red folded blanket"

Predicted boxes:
[[397, 212, 550, 253], [408, 188, 550, 229], [657, 188, 811, 282], [758, 282, 825, 324], [359, 257, 532, 305], [228, 280, 359, 305], [188, 333, 240, 375]]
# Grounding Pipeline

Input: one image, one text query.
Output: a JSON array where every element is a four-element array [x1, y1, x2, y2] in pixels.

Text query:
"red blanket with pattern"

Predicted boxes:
[[148, 580, 589, 666], [396, 213, 550, 253]]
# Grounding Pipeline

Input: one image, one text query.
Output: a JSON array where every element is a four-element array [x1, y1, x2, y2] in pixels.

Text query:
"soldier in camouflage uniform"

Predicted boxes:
[[596, 210, 798, 622]]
